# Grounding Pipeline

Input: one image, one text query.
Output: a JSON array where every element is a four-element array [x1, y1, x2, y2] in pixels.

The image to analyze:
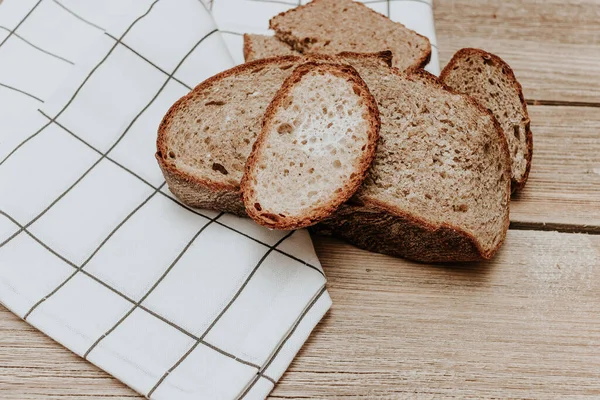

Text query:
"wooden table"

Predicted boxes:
[[2, 0, 600, 398]]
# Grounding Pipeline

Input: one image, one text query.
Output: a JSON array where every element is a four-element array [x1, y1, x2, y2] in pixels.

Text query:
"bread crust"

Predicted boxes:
[[439, 48, 533, 191], [243, 34, 303, 62], [312, 200, 494, 262], [269, 0, 431, 70], [312, 67, 512, 262], [242, 33, 253, 62], [156, 52, 392, 214], [156, 55, 301, 215], [241, 62, 381, 230]]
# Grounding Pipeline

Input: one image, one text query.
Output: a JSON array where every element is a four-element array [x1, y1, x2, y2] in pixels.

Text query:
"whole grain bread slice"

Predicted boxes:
[[269, 0, 431, 71], [312, 65, 511, 262], [243, 33, 300, 61], [156, 52, 392, 215], [241, 63, 380, 229], [440, 48, 532, 190]]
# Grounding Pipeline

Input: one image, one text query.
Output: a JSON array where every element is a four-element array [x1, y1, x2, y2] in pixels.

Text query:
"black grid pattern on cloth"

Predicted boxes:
[[1, 107, 324, 278], [0, 0, 165, 241], [0, 0, 44, 48], [0, 82, 44, 102], [0, 0, 328, 396], [0, 208, 276, 381], [34, 109, 326, 279], [0, 2, 325, 277], [0, 0, 82, 104], [238, 284, 327, 399], [146, 230, 294, 397], [0, 25, 74, 64], [1, 201, 325, 390], [51, 0, 106, 31]]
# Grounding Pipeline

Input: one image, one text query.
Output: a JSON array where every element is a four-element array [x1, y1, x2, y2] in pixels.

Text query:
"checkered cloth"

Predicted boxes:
[[0, 0, 331, 399], [0, 0, 438, 399]]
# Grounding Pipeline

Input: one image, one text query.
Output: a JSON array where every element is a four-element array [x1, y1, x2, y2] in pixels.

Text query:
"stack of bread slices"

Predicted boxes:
[[156, 0, 532, 263]]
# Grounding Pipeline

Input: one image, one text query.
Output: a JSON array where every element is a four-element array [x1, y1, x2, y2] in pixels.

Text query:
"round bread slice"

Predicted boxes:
[[241, 62, 380, 229], [440, 48, 532, 191], [312, 66, 511, 262], [156, 52, 391, 216]]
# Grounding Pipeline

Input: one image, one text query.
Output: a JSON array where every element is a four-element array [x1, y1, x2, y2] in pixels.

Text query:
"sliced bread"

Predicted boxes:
[[243, 34, 300, 61], [156, 52, 391, 215], [312, 66, 511, 262], [269, 0, 431, 71], [241, 63, 380, 229], [440, 48, 532, 190]]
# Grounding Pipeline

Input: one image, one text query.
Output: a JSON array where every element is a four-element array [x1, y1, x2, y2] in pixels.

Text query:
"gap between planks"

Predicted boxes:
[[527, 99, 600, 108], [510, 221, 600, 235]]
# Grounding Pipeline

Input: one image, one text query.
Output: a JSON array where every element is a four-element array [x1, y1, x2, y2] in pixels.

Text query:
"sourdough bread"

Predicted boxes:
[[156, 52, 391, 215], [241, 63, 380, 229], [313, 66, 511, 262], [243, 34, 300, 61], [440, 48, 532, 190], [269, 0, 431, 71]]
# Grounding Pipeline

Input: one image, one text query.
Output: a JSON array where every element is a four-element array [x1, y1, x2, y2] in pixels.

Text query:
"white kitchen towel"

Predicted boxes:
[[0, 1, 331, 399], [209, 0, 440, 75]]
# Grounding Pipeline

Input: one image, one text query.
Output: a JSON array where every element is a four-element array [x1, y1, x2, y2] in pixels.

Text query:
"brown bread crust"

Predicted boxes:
[[243, 34, 302, 62], [439, 48, 533, 191], [241, 62, 381, 230], [158, 53, 510, 262], [313, 68, 512, 262], [156, 156, 246, 215], [242, 33, 253, 62], [269, 0, 431, 70], [156, 52, 392, 214], [312, 200, 494, 262]]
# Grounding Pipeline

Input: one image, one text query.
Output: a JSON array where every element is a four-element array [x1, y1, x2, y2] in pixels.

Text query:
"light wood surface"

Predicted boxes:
[[2, 0, 600, 399], [276, 232, 600, 399], [436, 0, 600, 103], [511, 105, 600, 231]]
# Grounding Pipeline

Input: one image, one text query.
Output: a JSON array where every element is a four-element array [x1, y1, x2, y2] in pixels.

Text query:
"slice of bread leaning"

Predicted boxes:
[[243, 34, 300, 61], [440, 48, 532, 190], [156, 52, 392, 215], [312, 65, 512, 262], [241, 63, 380, 229], [269, 0, 431, 71]]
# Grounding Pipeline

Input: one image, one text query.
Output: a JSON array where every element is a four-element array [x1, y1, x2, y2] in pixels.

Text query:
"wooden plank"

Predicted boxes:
[[511, 105, 600, 230], [434, 0, 600, 103], [1, 231, 599, 399], [272, 232, 600, 398]]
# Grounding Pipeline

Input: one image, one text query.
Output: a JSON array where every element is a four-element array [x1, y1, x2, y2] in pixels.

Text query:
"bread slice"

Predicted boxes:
[[241, 63, 380, 229], [440, 48, 532, 190], [243, 34, 300, 61], [269, 0, 431, 71], [156, 52, 392, 216], [312, 66, 511, 262]]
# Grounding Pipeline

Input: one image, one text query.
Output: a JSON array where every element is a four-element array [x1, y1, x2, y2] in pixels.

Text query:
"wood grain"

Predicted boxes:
[[1, 231, 599, 399], [434, 0, 600, 103], [511, 105, 600, 230], [273, 233, 600, 399]]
